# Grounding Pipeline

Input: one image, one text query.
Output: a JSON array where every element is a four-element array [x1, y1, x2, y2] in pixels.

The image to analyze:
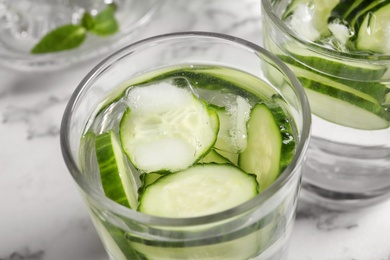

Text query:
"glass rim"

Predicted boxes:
[[60, 31, 311, 227], [261, 0, 390, 61]]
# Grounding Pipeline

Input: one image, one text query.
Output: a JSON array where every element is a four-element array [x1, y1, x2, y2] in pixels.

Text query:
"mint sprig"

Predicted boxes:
[[31, 4, 119, 54]]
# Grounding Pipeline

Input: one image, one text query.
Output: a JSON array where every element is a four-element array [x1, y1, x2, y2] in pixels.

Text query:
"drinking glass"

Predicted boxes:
[[262, 0, 390, 210], [60, 32, 311, 260], [0, 0, 162, 70]]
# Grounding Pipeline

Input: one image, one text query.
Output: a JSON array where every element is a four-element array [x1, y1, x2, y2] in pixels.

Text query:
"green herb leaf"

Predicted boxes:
[[81, 12, 95, 31], [30, 3, 119, 54], [89, 4, 119, 36], [31, 25, 87, 54]]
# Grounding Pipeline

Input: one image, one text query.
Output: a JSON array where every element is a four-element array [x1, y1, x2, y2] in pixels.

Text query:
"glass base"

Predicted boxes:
[[301, 181, 390, 211], [301, 137, 390, 211]]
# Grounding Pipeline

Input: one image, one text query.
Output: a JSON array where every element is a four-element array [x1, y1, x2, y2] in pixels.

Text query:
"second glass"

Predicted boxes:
[[262, 0, 390, 210], [61, 32, 311, 259]]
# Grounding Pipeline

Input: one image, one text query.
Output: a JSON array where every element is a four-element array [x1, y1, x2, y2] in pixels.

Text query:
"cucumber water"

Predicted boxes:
[[264, 0, 390, 134], [262, 0, 390, 207], [80, 64, 297, 259]]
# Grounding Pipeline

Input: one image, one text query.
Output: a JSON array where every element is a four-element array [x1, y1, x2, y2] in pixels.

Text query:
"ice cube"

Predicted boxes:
[[226, 96, 251, 152], [328, 19, 353, 49], [125, 77, 200, 114], [287, 4, 320, 42]]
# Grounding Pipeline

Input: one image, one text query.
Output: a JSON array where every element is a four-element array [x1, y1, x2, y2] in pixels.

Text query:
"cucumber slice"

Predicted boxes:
[[299, 77, 390, 129], [357, 2, 390, 54], [287, 62, 383, 104], [199, 149, 231, 164], [280, 54, 389, 103], [328, 0, 365, 22], [141, 172, 163, 187], [120, 82, 219, 173], [305, 87, 390, 129], [79, 131, 97, 175], [138, 164, 259, 218], [215, 150, 239, 165], [349, 0, 390, 31], [239, 104, 282, 192], [138, 172, 165, 198], [282, 43, 387, 80], [95, 131, 138, 209], [267, 103, 296, 172], [283, 59, 390, 129], [287, 56, 390, 128]]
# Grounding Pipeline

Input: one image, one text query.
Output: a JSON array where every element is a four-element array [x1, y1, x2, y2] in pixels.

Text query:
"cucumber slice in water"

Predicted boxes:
[[278, 52, 390, 129], [282, 43, 387, 80], [138, 164, 259, 218], [239, 104, 282, 192], [141, 172, 163, 187], [299, 77, 390, 129], [95, 131, 138, 209], [350, 0, 390, 31], [287, 63, 384, 104], [305, 87, 390, 129], [284, 62, 390, 129], [357, 2, 390, 54], [120, 82, 219, 173], [199, 149, 231, 164], [328, 0, 365, 22]]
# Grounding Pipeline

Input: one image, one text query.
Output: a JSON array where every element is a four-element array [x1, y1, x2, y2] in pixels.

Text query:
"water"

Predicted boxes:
[[79, 64, 299, 259], [262, 0, 390, 209], [85, 65, 296, 179]]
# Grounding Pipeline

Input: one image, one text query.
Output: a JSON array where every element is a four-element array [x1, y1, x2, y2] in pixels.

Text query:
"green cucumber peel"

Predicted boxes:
[[299, 77, 390, 129], [239, 104, 283, 191], [279, 54, 389, 103], [281, 44, 387, 80], [95, 130, 138, 209]]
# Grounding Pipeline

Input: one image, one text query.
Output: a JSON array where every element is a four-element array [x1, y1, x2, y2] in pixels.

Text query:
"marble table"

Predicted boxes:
[[1, 0, 389, 259]]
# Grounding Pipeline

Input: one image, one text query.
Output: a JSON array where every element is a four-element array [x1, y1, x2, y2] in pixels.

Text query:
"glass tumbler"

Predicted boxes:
[[60, 32, 311, 260], [0, 0, 162, 70], [262, 0, 390, 210]]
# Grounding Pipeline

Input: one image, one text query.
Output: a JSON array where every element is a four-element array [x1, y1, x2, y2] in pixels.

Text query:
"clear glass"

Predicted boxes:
[[60, 32, 311, 260], [0, 0, 163, 70], [262, 0, 390, 210]]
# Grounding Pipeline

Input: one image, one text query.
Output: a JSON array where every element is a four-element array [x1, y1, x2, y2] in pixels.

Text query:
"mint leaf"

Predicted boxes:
[[89, 4, 119, 36], [81, 12, 95, 31], [30, 3, 119, 54], [31, 25, 87, 54]]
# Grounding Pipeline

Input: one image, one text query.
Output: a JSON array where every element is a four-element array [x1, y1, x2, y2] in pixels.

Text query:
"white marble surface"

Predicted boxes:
[[1, 0, 389, 259]]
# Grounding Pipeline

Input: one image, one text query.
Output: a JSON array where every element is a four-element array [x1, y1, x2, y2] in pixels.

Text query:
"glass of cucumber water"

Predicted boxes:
[[0, 0, 162, 70], [60, 32, 311, 260], [262, 0, 390, 210]]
